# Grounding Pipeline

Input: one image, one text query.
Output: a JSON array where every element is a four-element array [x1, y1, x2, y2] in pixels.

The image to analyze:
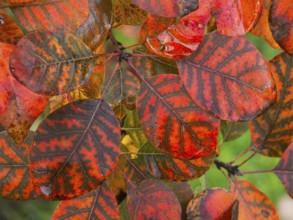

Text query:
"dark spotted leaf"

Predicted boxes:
[[52, 182, 119, 220], [141, 0, 210, 60], [126, 142, 215, 182], [0, 131, 38, 200], [29, 99, 121, 200], [10, 30, 96, 96], [136, 74, 219, 159], [177, 32, 276, 121], [211, 0, 263, 37], [250, 53, 293, 157], [132, 0, 198, 17], [221, 121, 249, 142], [127, 179, 181, 220], [0, 43, 48, 144], [0, 9, 24, 45], [186, 188, 237, 220], [274, 142, 293, 199], [269, 0, 293, 55]]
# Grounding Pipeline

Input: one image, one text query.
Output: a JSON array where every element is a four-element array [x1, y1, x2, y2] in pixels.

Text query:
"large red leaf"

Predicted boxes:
[[0, 43, 48, 144], [10, 0, 90, 33], [29, 99, 121, 200], [132, 0, 198, 17], [235, 180, 279, 220], [269, 0, 293, 55], [10, 30, 96, 96], [52, 182, 119, 220], [136, 74, 219, 159], [0, 131, 38, 200], [274, 142, 293, 199], [126, 179, 181, 220], [250, 53, 293, 157], [211, 0, 263, 37], [177, 32, 276, 121], [141, 0, 210, 60]]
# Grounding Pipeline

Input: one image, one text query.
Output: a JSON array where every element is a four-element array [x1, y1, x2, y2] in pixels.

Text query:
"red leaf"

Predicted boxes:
[[127, 179, 181, 220], [250, 53, 293, 156], [29, 99, 121, 200], [177, 32, 276, 121], [274, 142, 293, 199], [132, 0, 198, 17], [0, 43, 48, 144], [10, 30, 96, 96], [52, 182, 119, 220], [141, 0, 210, 60], [269, 0, 293, 55], [211, 0, 263, 37], [136, 74, 219, 159]]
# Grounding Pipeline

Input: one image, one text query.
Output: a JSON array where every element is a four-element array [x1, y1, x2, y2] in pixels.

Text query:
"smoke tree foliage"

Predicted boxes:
[[0, 0, 292, 219]]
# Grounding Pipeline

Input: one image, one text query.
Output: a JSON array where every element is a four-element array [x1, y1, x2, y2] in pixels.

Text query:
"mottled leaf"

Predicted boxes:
[[269, 0, 293, 55], [29, 99, 121, 200], [274, 142, 293, 199], [127, 179, 181, 220], [221, 121, 249, 142], [0, 43, 48, 144], [235, 180, 279, 220], [52, 182, 119, 220], [250, 53, 293, 156], [186, 188, 236, 220], [10, 30, 96, 96], [141, 0, 210, 60], [0, 131, 38, 200], [178, 32, 276, 121], [132, 0, 198, 17], [0, 9, 24, 45], [211, 0, 263, 37], [136, 74, 219, 159], [2, 0, 34, 4]]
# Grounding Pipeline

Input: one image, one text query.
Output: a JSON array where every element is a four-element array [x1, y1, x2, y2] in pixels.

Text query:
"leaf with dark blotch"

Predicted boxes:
[[112, 0, 147, 27], [125, 142, 215, 182], [10, 0, 90, 33], [0, 43, 48, 144], [186, 188, 236, 220], [0, 131, 38, 200], [235, 180, 279, 220], [132, 0, 198, 17], [221, 121, 249, 142], [269, 0, 293, 55], [29, 99, 121, 200], [127, 179, 181, 220], [136, 74, 219, 159], [52, 182, 119, 220], [178, 32, 276, 122], [141, 0, 210, 60], [77, 0, 112, 52], [0, 9, 24, 45], [211, 0, 263, 37], [10, 30, 96, 96], [250, 53, 293, 157], [274, 142, 293, 199]]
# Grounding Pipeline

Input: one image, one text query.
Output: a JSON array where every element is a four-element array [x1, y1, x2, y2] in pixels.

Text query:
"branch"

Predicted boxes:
[[214, 159, 243, 176]]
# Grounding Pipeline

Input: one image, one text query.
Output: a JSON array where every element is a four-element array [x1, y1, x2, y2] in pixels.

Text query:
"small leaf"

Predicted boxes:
[[29, 99, 121, 200], [177, 32, 276, 121], [136, 74, 219, 159], [186, 188, 236, 220], [211, 0, 263, 37], [269, 0, 293, 55], [127, 179, 181, 220], [132, 0, 198, 17], [0, 131, 38, 200], [221, 121, 249, 142], [235, 180, 279, 220], [10, 30, 96, 96], [52, 182, 119, 220], [250, 53, 293, 156], [274, 142, 293, 199]]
